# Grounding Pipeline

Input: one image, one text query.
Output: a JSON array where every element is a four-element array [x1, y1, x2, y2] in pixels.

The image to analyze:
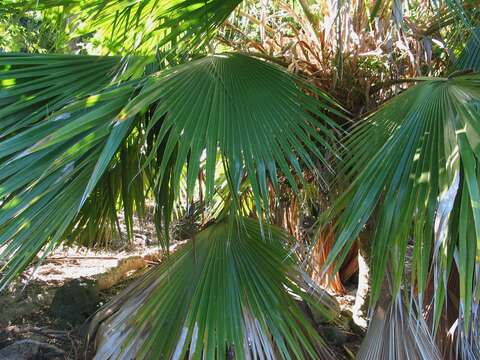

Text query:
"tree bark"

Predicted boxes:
[[353, 225, 372, 328]]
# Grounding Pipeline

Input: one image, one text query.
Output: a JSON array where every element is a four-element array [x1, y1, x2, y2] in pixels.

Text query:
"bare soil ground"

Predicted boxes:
[[0, 243, 168, 359]]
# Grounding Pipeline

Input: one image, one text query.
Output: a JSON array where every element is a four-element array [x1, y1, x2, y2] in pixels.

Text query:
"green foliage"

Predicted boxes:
[[2, 0, 480, 358], [90, 216, 337, 360], [0, 54, 141, 287], [0, 50, 338, 292], [7, 0, 244, 55], [457, 28, 480, 71], [67, 127, 148, 248], [322, 73, 480, 357], [132, 53, 339, 233], [0, 8, 68, 53]]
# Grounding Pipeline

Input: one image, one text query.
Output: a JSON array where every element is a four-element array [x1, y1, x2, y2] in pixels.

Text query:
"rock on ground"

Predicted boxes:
[[49, 279, 100, 326], [0, 339, 64, 360]]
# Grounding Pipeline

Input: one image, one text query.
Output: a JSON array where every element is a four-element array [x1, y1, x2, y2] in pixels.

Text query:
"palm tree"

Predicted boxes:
[[1, 0, 479, 359], [0, 1, 343, 358], [322, 71, 480, 359]]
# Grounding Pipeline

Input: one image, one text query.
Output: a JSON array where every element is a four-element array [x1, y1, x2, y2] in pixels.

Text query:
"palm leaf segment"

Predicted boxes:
[[325, 73, 480, 357], [89, 217, 336, 360], [457, 28, 480, 72]]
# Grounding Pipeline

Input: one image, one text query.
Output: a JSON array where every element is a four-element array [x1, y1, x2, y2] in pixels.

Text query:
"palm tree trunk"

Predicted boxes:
[[353, 226, 372, 328]]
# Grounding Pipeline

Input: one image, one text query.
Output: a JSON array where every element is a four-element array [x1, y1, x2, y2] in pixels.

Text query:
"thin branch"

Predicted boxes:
[[369, 78, 421, 94]]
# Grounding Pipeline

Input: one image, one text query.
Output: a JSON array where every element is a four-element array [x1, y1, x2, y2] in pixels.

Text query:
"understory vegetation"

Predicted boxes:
[[1, 0, 480, 359]]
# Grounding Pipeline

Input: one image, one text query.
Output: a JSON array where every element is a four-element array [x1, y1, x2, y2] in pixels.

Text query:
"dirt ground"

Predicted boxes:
[[0, 243, 168, 358]]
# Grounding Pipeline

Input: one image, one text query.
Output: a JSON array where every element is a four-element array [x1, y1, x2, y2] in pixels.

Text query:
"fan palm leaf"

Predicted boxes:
[[0, 51, 339, 287], [132, 53, 340, 222], [321, 73, 480, 358], [88, 216, 338, 360]]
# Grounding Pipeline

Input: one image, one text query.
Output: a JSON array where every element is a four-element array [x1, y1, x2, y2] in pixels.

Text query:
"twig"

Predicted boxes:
[[44, 256, 120, 262], [369, 78, 420, 94]]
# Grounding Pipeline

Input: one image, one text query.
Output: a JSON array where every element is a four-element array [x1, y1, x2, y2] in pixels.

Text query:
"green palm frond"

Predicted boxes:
[[89, 216, 337, 360], [6, 0, 243, 55], [130, 53, 339, 237], [457, 28, 480, 71], [322, 73, 480, 357], [0, 55, 142, 286], [0, 51, 339, 286], [67, 127, 149, 248]]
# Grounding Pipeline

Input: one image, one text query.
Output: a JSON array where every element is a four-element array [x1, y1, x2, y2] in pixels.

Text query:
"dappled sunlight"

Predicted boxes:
[[1, 78, 15, 87], [0, 1, 479, 359]]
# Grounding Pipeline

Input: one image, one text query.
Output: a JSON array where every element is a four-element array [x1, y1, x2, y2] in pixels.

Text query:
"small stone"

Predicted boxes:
[[0, 330, 12, 349], [318, 324, 348, 346], [49, 279, 100, 326], [0, 339, 64, 360]]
